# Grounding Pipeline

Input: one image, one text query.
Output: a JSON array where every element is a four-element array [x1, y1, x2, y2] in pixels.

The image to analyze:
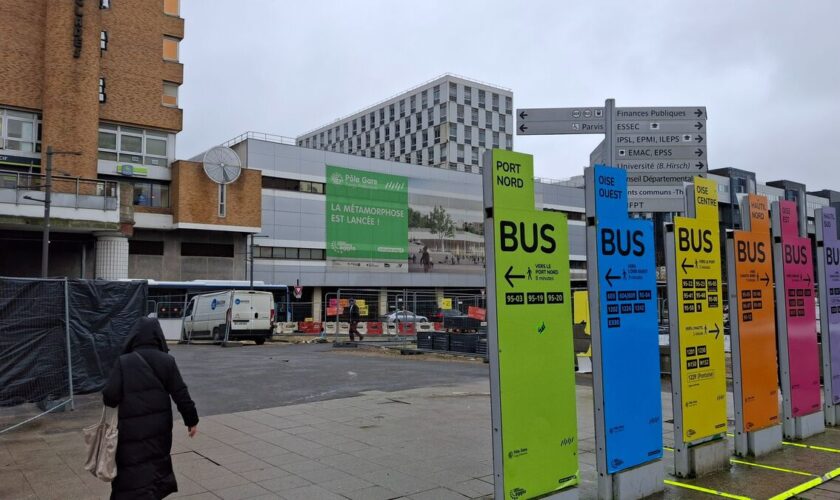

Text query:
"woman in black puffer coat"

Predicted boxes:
[[103, 317, 199, 499]]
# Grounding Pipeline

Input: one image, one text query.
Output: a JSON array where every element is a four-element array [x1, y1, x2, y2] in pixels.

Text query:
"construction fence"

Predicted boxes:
[[0, 277, 146, 435], [274, 289, 489, 339]]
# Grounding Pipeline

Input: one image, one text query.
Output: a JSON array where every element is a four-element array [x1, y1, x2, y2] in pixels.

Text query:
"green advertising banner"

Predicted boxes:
[[326, 165, 408, 263], [487, 149, 578, 499]]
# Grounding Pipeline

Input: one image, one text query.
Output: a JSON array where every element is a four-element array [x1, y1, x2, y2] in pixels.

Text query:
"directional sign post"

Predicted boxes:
[[483, 149, 578, 500], [726, 194, 782, 457], [664, 177, 728, 477], [772, 200, 825, 439], [517, 100, 707, 212], [585, 166, 663, 498], [816, 207, 840, 426]]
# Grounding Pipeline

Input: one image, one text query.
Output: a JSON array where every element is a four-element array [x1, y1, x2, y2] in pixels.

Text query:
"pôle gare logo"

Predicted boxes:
[[330, 173, 344, 185], [510, 487, 527, 499]]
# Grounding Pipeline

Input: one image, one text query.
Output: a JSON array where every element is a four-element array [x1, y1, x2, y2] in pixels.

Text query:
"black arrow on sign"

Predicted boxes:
[[694, 121, 704, 130], [605, 268, 621, 287], [695, 135, 704, 143], [709, 323, 721, 338], [505, 266, 525, 288], [761, 272, 770, 286], [694, 108, 704, 118], [694, 148, 704, 157], [519, 111, 528, 120], [805, 274, 812, 286], [519, 124, 528, 133], [681, 258, 695, 274], [695, 161, 705, 170]]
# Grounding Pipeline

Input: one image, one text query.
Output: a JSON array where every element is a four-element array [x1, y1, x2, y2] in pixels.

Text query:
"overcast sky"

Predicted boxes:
[[179, 0, 839, 189]]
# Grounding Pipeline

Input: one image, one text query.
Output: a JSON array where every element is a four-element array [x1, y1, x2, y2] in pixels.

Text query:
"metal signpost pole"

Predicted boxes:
[[604, 99, 615, 167], [586, 165, 663, 499], [816, 207, 840, 426], [482, 150, 505, 499], [41, 147, 53, 278], [64, 278, 74, 411], [772, 201, 825, 438]]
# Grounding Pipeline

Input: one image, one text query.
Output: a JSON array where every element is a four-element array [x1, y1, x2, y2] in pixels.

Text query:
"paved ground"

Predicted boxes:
[[3, 345, 840, 499], [171, 343, 488, 415]]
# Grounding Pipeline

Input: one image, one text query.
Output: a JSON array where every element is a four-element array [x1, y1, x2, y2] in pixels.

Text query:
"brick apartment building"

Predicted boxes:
[[0, 0, 260, 280]]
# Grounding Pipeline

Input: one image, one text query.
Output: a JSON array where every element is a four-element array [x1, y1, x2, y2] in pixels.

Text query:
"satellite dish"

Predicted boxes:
[[202, 146, 242, 184]]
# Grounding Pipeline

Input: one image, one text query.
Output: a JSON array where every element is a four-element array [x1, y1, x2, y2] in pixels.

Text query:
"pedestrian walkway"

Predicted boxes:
[[3, 378, 840, 499]]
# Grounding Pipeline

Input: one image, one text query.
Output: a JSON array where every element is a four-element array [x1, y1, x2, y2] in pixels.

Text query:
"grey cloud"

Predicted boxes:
[[178, 0, 840, 189]]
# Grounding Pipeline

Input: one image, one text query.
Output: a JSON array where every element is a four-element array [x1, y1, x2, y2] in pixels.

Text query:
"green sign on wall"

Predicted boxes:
[[326, 165, 408, 263], [485, 149, 578, 499]]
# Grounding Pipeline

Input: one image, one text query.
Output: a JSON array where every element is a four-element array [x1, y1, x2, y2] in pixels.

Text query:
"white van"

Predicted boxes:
[[181, 290, 275, 344]]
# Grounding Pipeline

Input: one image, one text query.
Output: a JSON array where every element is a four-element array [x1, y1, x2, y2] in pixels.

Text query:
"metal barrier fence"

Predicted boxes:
[[0, 278, 73, 435]]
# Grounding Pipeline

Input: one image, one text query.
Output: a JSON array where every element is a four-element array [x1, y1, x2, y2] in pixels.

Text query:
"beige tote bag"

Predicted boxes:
[[83, 405, 119, 481]]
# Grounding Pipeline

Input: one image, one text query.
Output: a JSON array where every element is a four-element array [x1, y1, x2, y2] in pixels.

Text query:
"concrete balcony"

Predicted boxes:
[[0, 170, 120, 230]]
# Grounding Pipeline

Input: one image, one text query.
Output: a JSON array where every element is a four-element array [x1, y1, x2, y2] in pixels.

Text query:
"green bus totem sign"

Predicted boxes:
[[483, 149, 578, 500]]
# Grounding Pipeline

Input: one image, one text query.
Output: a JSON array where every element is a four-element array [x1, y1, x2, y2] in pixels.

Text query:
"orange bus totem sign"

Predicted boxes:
[[732, 194, 779, 432]]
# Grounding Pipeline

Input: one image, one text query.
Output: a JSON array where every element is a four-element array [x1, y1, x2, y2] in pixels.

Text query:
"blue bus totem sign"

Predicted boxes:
[[586, 166, 663, 491]]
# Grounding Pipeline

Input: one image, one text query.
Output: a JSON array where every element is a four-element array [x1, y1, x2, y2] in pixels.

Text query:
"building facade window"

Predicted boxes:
[[433, 85, 440, 104], [457, 144, 465, 162], [485, 110, 492, 128], [163, 0, 180, 16], [478, 90, 485, 107], [440, 103, 448, 121], [457, 105, 464, 123], [471, 147, 479, 165], [449, 123, 458, 142], [471, 108, 479, 126], [100, 31, 108, 52], [100, 0, 110, 9], [464, 86, 472, 105], [181, 242, 234, 258], [218, 184, 226, 217], [162, 82, 178, 107], [0, 108, 42, 153], [129, 240, 164, 255], [255, 247, 325, 261], [163, 37, 179, 61], [421, 90, 428, 108], [449, 82, 457, 100], [98, 123, 170, 167], [505, 96, 513, 113], [131, 181, 170, 208], [492, 93, 499, 111], [479, 129, 486, 147], [98, 77, 106, 102], [464, 125, 472, 145]]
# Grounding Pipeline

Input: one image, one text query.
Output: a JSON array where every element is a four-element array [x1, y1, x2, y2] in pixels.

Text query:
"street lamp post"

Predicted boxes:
[[31, 147, 81, 278], [248, 234, 269, 289]]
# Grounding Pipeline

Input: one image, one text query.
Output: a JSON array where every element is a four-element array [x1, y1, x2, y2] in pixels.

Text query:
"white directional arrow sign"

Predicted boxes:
[[518, 100, 708, 212]]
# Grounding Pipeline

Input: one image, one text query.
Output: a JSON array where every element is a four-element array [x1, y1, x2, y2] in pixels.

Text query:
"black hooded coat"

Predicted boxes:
[[102, 317, 199, 500]]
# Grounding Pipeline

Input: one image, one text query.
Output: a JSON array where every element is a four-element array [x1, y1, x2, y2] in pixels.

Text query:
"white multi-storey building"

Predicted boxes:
[[296, 74, 514, 174]]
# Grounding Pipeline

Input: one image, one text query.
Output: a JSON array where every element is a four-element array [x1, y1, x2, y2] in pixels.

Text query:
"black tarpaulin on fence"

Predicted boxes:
[[0, 278, 147, 406], [67, 279, 147, 394], [0, 279, 67, 407]]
